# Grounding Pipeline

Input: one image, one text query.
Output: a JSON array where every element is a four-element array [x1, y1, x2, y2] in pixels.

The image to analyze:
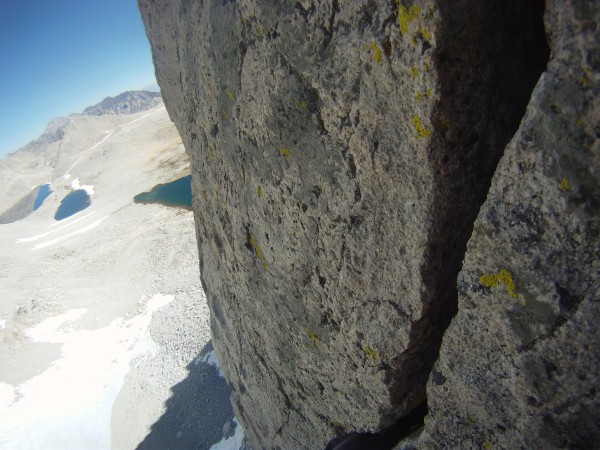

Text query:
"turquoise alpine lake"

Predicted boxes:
[[134, 175, 192, 209]]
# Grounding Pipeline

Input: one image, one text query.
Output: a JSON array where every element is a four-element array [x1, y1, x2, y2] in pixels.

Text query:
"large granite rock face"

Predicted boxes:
[[139, 0, 598, 448], [419, 1, 600, 448]]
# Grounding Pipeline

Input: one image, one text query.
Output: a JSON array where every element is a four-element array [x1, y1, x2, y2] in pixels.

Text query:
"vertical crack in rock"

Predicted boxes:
[[387, 0, 550, 429], [419, 0, 600, 447]]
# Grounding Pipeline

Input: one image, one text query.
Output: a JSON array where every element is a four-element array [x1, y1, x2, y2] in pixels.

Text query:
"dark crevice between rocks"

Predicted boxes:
[[321, 0, 340, 51], [325, 402, 428, 450], [384, 0, 550, 445], [295, 1, 316, 21]]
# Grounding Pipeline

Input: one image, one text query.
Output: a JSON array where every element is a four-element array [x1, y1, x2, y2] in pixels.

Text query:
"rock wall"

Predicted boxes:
[[419, 0, 600, 448], [139, 0, 598, 448]]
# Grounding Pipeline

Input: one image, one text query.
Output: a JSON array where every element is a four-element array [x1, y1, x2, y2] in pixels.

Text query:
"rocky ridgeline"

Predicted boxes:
[[139, 1, 599, 448], [0, 90, 166, 220], [83, 90, 162, 115]]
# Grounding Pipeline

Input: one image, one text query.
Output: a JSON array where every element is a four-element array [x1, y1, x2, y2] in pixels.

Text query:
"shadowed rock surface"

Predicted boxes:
[[139, 0, 597, 448]]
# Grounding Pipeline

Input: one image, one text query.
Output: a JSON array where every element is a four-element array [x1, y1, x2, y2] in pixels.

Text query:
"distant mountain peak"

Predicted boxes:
[[83, 90, 162, 116]]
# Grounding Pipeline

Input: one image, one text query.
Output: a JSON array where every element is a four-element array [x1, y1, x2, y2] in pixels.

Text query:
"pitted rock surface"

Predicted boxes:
[[138, 0, 597, 448]]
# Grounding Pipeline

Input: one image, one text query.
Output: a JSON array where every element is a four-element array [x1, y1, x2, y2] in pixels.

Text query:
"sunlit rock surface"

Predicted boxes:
[[139, 0, 597, 448]]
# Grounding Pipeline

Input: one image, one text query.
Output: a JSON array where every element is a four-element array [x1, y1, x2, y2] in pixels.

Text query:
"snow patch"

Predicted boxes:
[[70, 178, 94, 196], [209, 417, 245, 450], [146, 293, 172, 312], [17, 212, 96, 242], [0, 294, 173, 450], [32, 215, 108, 250], [26, 309, 87, 342], [0, 383, 14, 408]]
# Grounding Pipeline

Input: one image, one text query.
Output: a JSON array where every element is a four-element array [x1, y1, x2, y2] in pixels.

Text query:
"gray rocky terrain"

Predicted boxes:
[[139, 0, 599, 449]]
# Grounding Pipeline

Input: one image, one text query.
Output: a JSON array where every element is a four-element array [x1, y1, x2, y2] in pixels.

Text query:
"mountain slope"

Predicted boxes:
[[83, 90, 162, 115], [0, 94, 231, 449]]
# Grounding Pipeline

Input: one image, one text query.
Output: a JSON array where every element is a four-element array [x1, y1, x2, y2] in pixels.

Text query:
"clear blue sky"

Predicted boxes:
[[0, 0, 157, 157]]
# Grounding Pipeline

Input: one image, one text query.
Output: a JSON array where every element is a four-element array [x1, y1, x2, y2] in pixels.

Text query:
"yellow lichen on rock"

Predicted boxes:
[[305, 328, 320, 348], [559, 177, 572, 191], [398, 3, 421, 35], [363, 345, 380, 361], [480, 269, 519, 300], [249, 235, 268, 270], [371, 41, 383, 64], [580, 66, 593, 87], [416, 89, 432, 100], [413, 115, 431, 139], [420, 28, 433, 41]]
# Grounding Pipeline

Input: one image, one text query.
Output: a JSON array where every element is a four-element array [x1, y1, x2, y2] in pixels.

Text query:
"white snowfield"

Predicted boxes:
[[30, 214, 109, 250], [0, 104, 231, 449], [0, 295, 171, 449]]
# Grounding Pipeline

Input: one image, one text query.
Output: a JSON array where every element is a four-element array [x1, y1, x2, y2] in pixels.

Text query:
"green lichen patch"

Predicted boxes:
[[257, 185, 264, 198], [280, 148, 291, 156]]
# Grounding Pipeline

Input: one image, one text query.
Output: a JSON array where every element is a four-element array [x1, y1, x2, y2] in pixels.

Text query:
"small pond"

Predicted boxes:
[[54, 189, 91, 221], [134, 175, 192, 210], [34, 183, 52, 211], [0, 183, 54, 224]]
